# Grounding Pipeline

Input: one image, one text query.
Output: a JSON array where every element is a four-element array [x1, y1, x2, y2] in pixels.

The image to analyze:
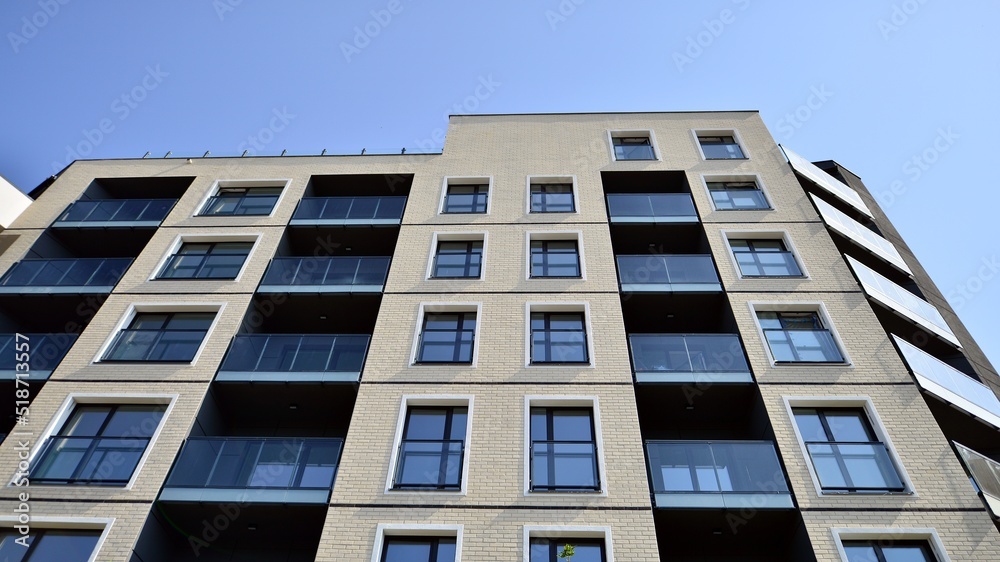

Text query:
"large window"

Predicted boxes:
[[530, 312, 588, 364], [530, 407, 600, 492], [793, 408, 905, 493], [393, 406, 467, 490], [443, 184, 488, 214], [158, 242, 253, 279], [530, 184, 575, 213], [612, 135, 655, 160], [416, 312, 476, 364], [698, 134, 745, 159], [530, 240, 581, 278], [0, 529, 102, 561], [730, 239, 802, 277], [432, 241, 483, 279], [103, 312, 215, 362], [756, 311, 844, 363], [381, 537, 456, 562], [842, 541, 937, 562], [31, 404, 166, 485], [707, 180, 770, 210], [200, 186, 282, 216], [530, 538, 606, 562]]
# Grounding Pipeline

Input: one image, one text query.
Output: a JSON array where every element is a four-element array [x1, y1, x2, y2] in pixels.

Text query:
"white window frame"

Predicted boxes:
[[384, 395, 474, 495], [148, 233, 262, 282], [607, 129, 661, 162], [748, 301, 851, 367], [12, 393, 178, 490], [783, 396, 916, 497], [409, 302, 483, 367], [831, 528, 949, 562], [425, 232, 488, 281], [692, 128, 750, 161], [92, 302, 227, 365], [525, 231, 586, 281], [0, 516, 115, 562], [523, 526, 615, 562], [438, 176, 493, 215], [523, 396, 608, 497], [700, 173, 773, 211], [524, 302, 595, 368], [371, 524, 464, 562], [721, 229, 808, 280], [526, 175, 580, 215], [193, 179, 291, 218]]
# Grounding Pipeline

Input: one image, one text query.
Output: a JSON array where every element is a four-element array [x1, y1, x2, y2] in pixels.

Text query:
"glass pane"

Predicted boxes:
[[249, 442, 298, 488], [62, 407, 111, 437], [882, 546, 934, 562], [148, 331, 204, 361], [346, 198, 377, 219], [164, 313, 215, 330], [32, 439, 89, 480], [435, 540, 458, 562], [843, 545, 879, 562], [551, 410, 592, 440], [383, 540, 432, 562], [106, 330, 158, 360], [793, 411, 827, 442], [533, 442, 597, 489], [809, 444, 849, 489], [825, 412, 872, 442], [405, 410, 448, 440], [103, 406, 165, 437], [23, 531, 100, 562]]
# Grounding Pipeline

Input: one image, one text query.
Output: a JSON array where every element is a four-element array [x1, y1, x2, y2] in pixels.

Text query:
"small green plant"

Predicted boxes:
[[557, 544, 576, 561]]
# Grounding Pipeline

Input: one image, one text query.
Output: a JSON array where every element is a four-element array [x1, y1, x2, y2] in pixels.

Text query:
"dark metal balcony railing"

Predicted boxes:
[[763, 328, 844, 363], [629, 334, 752, 383], [162, 437, 343, 504], [290, 196, 406, 225], [217, 334, 370, 382], [54, 199, 175, 227], [0, 333, 78, 378], [954, 442, 1000, 519], [31, 436, 151, 486], [258, 256, 390, 293], [392, 439, 465, 490], [646, 440, 793, 508], [530, 440, 600, 492], [606, 194, 698, 223], [803, 441, 905, 493], [616, 255, 721, 293], [0, 258, 132, 293]]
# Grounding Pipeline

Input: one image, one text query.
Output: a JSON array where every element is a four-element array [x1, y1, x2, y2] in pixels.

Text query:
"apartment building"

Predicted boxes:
[[0, 111, 998, 561]]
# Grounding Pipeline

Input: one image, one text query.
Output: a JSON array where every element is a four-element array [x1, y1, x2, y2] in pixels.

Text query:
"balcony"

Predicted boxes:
[[781, 145, 873, 218], [810, 195, 912, 275], [161, 437, 343, 504], [257, 256, 390, 293], [0, 333, 77, 379], [290, 196, 406, 226], [954, 443, 1000, 519], [646, 441, 794, 509], [52, 199, 176, 228], [629, 334, 752, 383], [0, 258, 131, 294], [216, 334, 370, 383], [893, 335, 1000, 429], [616, 255, 721, 293], [606, 194, 698, 224], [763, 328, 844, 364]]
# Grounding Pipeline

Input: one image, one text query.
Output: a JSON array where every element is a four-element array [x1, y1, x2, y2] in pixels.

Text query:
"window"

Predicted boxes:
[[432, 241, 483, 279], [707, 180, 770, 210], [530, 408, 600, 492], [443, 184, 488, 214], [756, 311, 844, 363], [393, 406, 467, 490], [530, 312, 588, 364], [793, 408, 905, 493], [612, 136, 655, 161], [158, 242, 253, 279], [416, 312, 476, 364], [698, 134, 746, 159], [730, 239, 802, 277], [531, 240, 581, 278], [103, 312, 215, 362], [842, 541, 937, 562], [200, 186, 282, 216], [0, 529, 102, 561], [30, 404, 166, 485], [381, 537, 456, 562], [530, 184, 575, 213], [530, 538, 606, 562]]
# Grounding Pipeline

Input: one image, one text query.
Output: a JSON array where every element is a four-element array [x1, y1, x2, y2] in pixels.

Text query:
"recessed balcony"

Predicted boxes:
[[606, 194, 698, 224], [52, 198, 176, 228], [257, 256, 390, 293], [0, 333, 77, 380], [0, 258, 131, 294], [629, 334, 752, 383], [616, 255, 721, 293], [216, 334, 370, 383], [289, 196, 406, 226]]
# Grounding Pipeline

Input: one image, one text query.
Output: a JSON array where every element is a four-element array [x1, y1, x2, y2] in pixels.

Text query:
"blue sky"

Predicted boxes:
[[1, 1, 998, 366]]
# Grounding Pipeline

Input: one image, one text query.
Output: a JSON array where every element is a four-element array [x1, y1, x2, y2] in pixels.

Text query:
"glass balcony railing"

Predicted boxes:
[[613, 144, 657, 161], [31, 435, 151, 485], [646, 441, 793, 508], [616, 255, 721, 293], [954, 442, 1000, 519], [392, 439, 465, 490], [781, 145, 873, 217], [217, 334, 370, 382], [0, 258, 132, 293], [53, 199, 176, 227], [810, 195, 912, 275], [258, 256, 390, 293], [629, 334, 752, 383], [290, 196, 406, 226], [804, 442, 905, 493], [764, 328, 844, 363], [893, 335, 1000, 429], [530, 440, 600, 492], [0, 333, 77, 379], [606, 194, 698, 224], [161, 437, 343, 504]]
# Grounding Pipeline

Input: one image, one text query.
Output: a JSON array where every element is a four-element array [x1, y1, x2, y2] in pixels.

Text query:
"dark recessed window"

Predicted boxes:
[[0, 529, 103, 561], [530, 407, 600, 492], [158, 242, 253, 280], [757, 311, 844, 363], [793, 408, 906, 493], [393, 406, 467, 490], [707, 181, 770, 210], [612, 136, 655, 160], [416, 312, 476, 364], [530, 240, 581, 278], [381, 537, 456, 562], [730, 239, 802, 277], [443, 184, 488, 214], [530, 312, 588, 364], [103, 312, 215, 362], [842, 541, 936, 562], [200, 186, 282, 216], [530, 184, 575, 213], [530, 538, 607, 562], [31, 404, 165, 486], [432, 241, 483, 279], [698, 135, 745, 159]]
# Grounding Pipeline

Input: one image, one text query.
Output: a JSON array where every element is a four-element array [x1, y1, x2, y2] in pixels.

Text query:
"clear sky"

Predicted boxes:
[[1, 1, 997, 366]]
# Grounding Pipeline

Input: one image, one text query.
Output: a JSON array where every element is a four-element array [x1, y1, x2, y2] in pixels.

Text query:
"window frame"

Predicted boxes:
[[607, 129, 661, 162], [150, 234, 261, 282], [525, 176, 579, 215], [93, 303, 226, 366], [438, 176, 492, 215], [371, 524, 464, 562], [523, 396, 607, 497], [409, 303, 482, 367], [524, 303, 594, 368], [701, 173, 773, 212], [425, 232, 488, 281], [385, 395, 474, 495], [722, 230, 807, 280], [749, 302, 850, 367], [831, 528, 949, 562], [526, 231, 585, 280], [193, 179, 290, 218], [692, 129, 749, 161], [523, 526, 614, 562], [0, 518, 114, 562]]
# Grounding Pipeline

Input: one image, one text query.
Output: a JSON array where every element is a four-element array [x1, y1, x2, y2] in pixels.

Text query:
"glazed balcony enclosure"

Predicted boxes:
[[0, 258, 131, 294], [616, 255, 721, 293], [52, 198, 176, 228], [606, 194, 698, 224], [629, 334, 752, 383], [257, 256, 390, 293], [954, 443, 1000, 519], [290, 196, 406, 226], [216, 334, 370, 382]]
